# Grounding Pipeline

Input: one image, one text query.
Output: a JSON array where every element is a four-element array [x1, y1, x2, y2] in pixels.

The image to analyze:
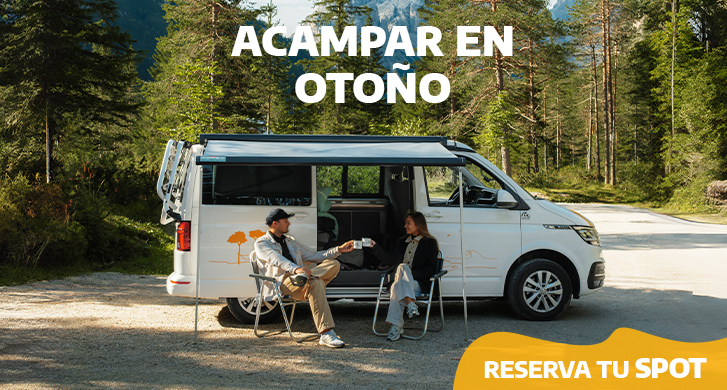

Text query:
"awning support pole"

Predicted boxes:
[[194, 249, 200, 344], [459, 169, 469, 340]]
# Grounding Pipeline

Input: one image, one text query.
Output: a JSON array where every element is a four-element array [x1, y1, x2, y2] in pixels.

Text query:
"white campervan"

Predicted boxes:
[[157, 134, 604, 323]]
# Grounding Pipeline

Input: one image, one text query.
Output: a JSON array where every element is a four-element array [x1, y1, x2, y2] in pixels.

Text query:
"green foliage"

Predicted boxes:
[[298, 1, 391, 134], [145, 0, 268, 134], [0, 175, 84, 268], [663, 176, 718, 214], [0, 173, 172, 283], [519, 166, 640, 204], [617, 161, 663, 201], [0, 0, 142, 181], [162, 60, 225, 140], [478, 91, 518, 156]]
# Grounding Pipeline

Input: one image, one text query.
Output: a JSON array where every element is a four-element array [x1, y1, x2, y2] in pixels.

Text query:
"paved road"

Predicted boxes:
[[575, 204, 727, 298], [1, 204, 726, 389]]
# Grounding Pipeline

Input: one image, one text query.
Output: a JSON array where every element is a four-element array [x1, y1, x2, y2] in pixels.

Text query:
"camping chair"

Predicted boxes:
[[372, 252, 448, 340], [248, 251, 319, 343]]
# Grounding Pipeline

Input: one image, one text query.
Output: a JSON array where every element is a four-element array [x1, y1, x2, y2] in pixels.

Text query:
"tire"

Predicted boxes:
[[507, 258, 572, 321], [225, 297, 283, 324]]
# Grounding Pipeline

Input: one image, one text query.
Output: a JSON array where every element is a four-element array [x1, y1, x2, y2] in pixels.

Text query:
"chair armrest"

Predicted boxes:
[[249, 273, 276, 283], [381, 265, 398, 276], [429, 270, 448, 281]]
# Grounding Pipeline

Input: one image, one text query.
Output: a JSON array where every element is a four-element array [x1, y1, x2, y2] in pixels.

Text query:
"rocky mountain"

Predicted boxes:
[[549, 0, 575, 21], [310, 0, 426, 70]]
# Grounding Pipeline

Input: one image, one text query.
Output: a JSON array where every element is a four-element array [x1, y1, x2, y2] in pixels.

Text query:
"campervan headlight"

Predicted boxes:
[[572, 226, 601, 246]]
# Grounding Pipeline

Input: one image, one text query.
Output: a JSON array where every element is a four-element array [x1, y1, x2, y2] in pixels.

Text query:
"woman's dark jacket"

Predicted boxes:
[[370, 235, 439, 291]]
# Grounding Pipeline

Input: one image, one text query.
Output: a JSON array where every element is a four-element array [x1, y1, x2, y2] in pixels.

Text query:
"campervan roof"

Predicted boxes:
[[195, 134, 466, 167]]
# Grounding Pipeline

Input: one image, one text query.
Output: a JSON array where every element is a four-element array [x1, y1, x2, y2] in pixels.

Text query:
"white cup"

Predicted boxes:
[[353, 240, 363, 250], [361, 237, 372, 247]]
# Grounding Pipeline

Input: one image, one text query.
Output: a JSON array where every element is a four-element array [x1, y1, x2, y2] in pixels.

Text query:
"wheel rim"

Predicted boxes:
[[522, 270, 563, 313], [238, 297, 277, 316]]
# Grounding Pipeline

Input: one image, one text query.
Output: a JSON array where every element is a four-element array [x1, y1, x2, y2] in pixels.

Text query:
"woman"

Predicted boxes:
[[370, 211, 439, 341]]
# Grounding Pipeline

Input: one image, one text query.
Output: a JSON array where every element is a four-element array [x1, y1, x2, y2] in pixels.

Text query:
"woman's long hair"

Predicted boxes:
[[407, 211, 438, 248]]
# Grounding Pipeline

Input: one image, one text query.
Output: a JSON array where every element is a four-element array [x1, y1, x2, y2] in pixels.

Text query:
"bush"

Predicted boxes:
[[517, 166, 598, 190], [617, 161, 663, 202], [0, 174, 86, 267], [663, 176, 717, 213], [0, 173, 172, 278]]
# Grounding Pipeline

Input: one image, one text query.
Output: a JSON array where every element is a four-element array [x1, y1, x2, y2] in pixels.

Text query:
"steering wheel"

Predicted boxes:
[[446, 182, 469, 206]]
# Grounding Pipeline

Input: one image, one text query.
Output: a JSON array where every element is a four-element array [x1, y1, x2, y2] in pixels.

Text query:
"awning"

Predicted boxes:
[[195, 135, 466, 167]]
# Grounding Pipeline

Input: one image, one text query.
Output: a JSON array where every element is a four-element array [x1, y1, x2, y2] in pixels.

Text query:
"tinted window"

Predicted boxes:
[[202, 165, 312, 206]]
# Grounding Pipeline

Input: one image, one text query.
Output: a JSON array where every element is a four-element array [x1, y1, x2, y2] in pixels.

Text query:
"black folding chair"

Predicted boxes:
[[248, 251, 318, 343], [372, 252, 447, 340]]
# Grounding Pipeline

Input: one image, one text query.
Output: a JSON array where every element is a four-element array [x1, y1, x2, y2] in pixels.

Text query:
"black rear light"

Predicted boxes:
[[176, 221, 191, 251]]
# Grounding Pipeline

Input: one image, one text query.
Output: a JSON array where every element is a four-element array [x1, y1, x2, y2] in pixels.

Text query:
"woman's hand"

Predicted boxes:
[[370, 239, 376, 247]]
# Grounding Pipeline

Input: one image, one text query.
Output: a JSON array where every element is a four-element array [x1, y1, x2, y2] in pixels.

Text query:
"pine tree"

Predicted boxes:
[[145, 0, 265, 136], [300, 0, 374, 134], [0, 0, 141, 182]]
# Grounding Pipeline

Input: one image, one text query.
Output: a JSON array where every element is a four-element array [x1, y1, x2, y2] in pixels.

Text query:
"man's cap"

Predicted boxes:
[[266, 208, 295, 225]]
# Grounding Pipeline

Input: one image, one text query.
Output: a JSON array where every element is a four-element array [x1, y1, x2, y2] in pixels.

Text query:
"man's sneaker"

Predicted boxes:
[[387, 324, 403, 341], [406, 301, 419, 318], [319, 330, 345, 348]]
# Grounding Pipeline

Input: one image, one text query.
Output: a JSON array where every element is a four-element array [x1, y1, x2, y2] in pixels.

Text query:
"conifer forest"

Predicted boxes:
[[1, 0, 726, 276]]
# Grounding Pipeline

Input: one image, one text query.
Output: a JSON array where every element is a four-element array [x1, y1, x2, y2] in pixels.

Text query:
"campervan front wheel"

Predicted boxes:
[[226, 297, 283, 324], [507, 259, 572, 321]]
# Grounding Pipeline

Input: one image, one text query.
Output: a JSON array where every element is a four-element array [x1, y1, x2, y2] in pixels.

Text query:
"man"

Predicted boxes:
[[254, 208, 354, 348]]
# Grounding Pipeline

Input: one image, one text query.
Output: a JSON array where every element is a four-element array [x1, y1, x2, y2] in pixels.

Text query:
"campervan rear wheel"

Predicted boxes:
[[507, 259, 572, 321], [226, 297, 283, 324]]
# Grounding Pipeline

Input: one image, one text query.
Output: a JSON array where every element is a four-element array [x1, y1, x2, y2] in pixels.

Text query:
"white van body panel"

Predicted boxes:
[[413, 166, 523, 297], [159, 135, 605, 320]]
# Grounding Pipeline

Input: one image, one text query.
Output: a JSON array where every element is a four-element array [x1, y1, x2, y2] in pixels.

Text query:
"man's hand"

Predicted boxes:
[[295, 266, 312, 278], [338, 240, 354, 253]]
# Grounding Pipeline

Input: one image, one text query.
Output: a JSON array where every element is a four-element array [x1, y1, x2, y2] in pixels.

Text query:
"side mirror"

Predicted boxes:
[[496, 190, 518, 209]]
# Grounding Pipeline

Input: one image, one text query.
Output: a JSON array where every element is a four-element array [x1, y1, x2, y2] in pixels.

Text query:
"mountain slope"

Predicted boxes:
[[115, 0, 167, 81], [550, 0, 575, 20]]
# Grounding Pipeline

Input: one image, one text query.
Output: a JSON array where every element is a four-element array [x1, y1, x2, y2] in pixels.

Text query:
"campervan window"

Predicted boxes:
[[201, 165, 312, 206], [424, 160, 504, 207], [316, 166, 383, 198]]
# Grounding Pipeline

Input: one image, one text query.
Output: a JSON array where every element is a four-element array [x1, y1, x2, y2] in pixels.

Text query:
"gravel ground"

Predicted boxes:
[[2, 204, 727, 389]]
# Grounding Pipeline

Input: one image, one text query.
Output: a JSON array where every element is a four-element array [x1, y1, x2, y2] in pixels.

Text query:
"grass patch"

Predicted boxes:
[[525, 184, 636, 204], [652, 206, 727, 225]]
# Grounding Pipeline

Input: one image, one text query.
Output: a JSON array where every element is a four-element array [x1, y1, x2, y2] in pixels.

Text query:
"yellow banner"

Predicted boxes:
[[454, 328, 727, 389]]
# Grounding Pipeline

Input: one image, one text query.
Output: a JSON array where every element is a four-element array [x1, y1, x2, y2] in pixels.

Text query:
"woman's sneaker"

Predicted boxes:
[[319, 330, 345, 348], [406, 301, 419, 318], [387, 324, 403, 341]]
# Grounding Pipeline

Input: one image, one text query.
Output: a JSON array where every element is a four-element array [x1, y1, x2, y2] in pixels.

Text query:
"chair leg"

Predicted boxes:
[[372, 275, 389, 337], [401, 279, 444, 340], [280, 301, 319, 343], [253, 289, 318, 343]]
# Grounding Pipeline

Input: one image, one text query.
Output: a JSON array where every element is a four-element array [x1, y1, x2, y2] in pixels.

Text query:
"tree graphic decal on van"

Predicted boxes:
[[248, 230, 265, 241], [227, 231, 247, 264]]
